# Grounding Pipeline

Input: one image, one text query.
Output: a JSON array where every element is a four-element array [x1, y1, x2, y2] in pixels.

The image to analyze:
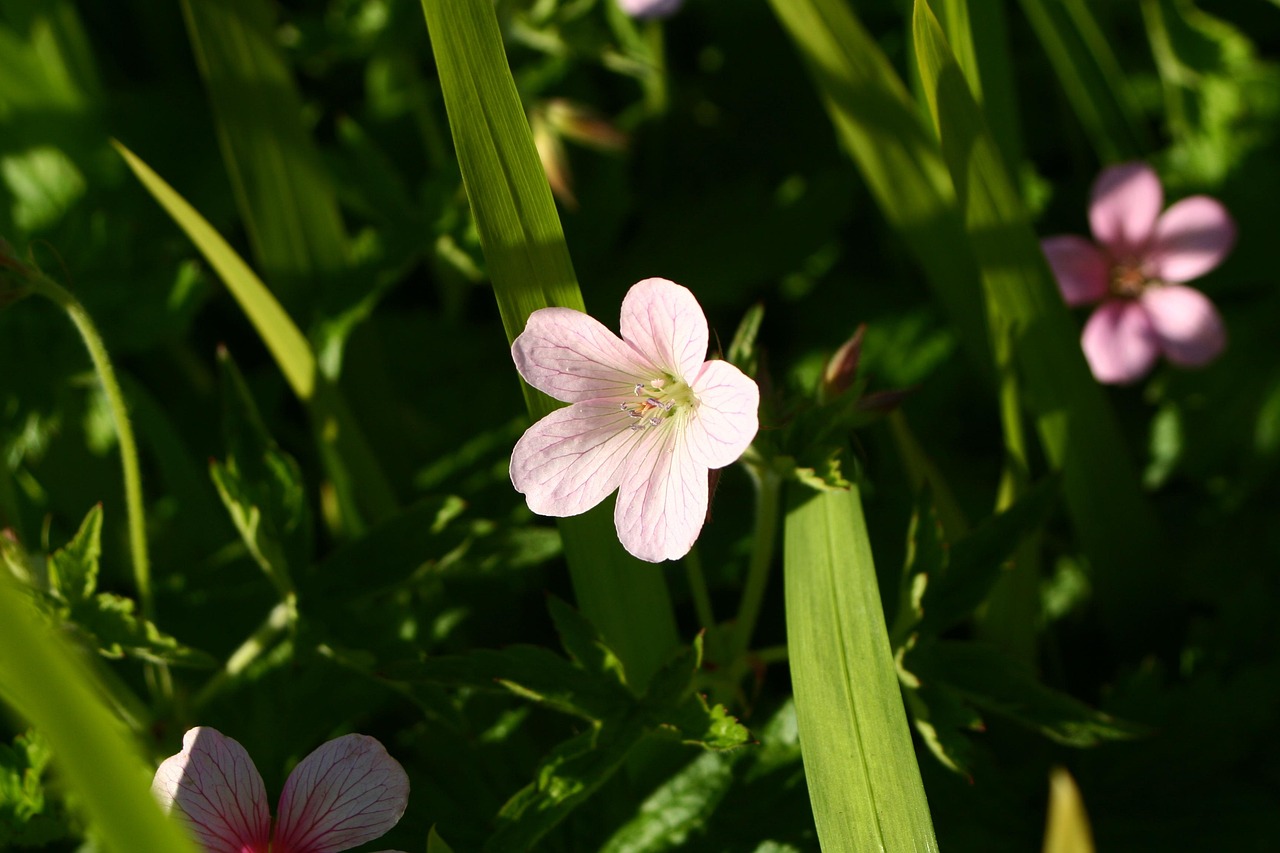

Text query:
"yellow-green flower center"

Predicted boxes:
[[620, 377, 697, 430]]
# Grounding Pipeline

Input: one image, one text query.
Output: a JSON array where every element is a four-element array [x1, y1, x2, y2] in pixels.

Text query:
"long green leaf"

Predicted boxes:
[[419, 0, 678, 689], [784, 485, 937, 852], [767, 0, 991, 382], [179, 0, 348, 304], [912, 0, 1164, 639], [0, 575, 201, 853], [113, 141, 397, 526]]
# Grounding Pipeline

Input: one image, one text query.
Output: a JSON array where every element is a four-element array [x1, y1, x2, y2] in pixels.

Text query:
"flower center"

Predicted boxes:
[[1109, 262, 1149, 299], [620, 377, 696, 430]]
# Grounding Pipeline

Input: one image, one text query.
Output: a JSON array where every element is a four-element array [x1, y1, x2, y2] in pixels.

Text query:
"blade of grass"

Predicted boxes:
[[112, 141, 397, 529], [179, 0, 349, 307], [784, 484, 938, 852], [0, 574, 201, 853], [912, 0, 1164, 642], [1016, 0, 1148, 161], [767, 0, 991, 383], [419, 0, 678, 690]]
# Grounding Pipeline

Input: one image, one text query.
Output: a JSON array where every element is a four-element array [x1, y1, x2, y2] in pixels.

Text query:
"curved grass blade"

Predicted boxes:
[[418, 0, 678, 688], [0, 575, 201, 853], [784, 485, 938, 852], [112, 141, 397, 527], [179, 0, 349, 305]]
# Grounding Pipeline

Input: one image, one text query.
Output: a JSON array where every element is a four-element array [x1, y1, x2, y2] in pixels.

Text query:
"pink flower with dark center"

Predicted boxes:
[[152, 727, 409, 853], [1041, 162, 1235, 384], [618, 0, 685, 20], [510, 278, 759, 563]]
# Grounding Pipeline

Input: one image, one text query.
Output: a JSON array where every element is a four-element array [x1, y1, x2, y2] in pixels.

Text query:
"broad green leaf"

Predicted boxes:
[[0, 575, 202, 853], [113, 141, 398, 528], [179, 0, 349, 305], [1017, 0, 1147, 161], [599, 751, 735, 853], [1042, 767, 1096, 853], [428, 826, 459, 853], [767, 0, 992, 381], [784, 485, 937, 852], [912, 0, 1164, 640], [548, 595, 628, 688], [419, 0, 677, 690], [47, 503, 101, 605]]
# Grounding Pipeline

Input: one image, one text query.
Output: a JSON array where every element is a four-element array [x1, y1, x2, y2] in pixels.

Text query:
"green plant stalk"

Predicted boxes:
[[420, 0, 678, 690], [730, 459, 783, 661], [194, 595, 297, 709], [785, 484, 938, 851], [28, 272, 152, 620], [683, 545, 717, 631], [0, 574, 201, 853]]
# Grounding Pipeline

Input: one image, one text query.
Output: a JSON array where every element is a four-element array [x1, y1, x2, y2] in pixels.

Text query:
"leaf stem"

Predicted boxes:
[[193, 596, 297, 709], [731, 458, 783, 659], [28, 272, 153, 620], [683, 544, 716, 630]]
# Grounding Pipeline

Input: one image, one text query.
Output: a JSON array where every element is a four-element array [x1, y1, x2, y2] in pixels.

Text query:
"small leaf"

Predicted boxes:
[[902, 684, 982, 779], [726, 302, 765, 376], [547, 596, 629, 690], [71, 594, 215, 667], [47, 504, 102, 605], [428, 826, 459, 853], [791, 448, 854, 494]]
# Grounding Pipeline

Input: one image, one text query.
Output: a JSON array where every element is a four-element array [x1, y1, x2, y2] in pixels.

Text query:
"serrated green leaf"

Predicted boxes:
[[600, 750, 735, 853], [47, 503, 101, 605], [0, 729, 70, 847], [210, 460, 294, 598], [902, 683, 982, 779], [71, 594, 216, 668], [784, 485, 938, 852], [656, 697, 751, 752], [488, 718, 647, 853]]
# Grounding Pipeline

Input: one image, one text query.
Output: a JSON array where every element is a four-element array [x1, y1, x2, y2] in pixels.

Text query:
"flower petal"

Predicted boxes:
[[618, 0, 685, 18], [1041, 235, 1109, 306], [1080, 300, 1159, 385], [613, 421, 708, 562], [1140, 285, 1226, 367], [1089, 162, 1163, 257], [1146, 196, 1236, 282], [511, 401, 644, 517], [151, 727, 271, 853], [273, 734, 409, 853], [513, 307, 655, 403], [619, 278, 709, 381], [685, 359, 759, 469]]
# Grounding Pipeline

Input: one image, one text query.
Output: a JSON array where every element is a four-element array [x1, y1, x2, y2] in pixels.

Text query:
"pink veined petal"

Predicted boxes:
[[1040, 235, 1110, 306], [613, 420, 709, 562], [1080, 300, 1159, 385], [511, 400, 646, 517], [618, 278, 710, 381], [513, 307, 657, 403], [151, 727, 272, 853], [685, 359, 760, 469], [273, 734, 409, 853], [1146, 195, 1237, 283], [1140, 285, 1227, 367], [1089, 162, 1163, 258], [618, 0, 685, 19]]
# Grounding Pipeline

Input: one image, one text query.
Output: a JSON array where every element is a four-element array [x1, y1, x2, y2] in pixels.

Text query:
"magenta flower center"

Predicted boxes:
[[620, 377, 696, 431]]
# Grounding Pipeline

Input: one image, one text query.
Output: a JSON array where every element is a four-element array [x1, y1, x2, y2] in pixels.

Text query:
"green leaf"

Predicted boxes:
[[178, 0, 349, 304], [904, 640, 1144, 747], [419, 0, 677, 690], [72, 594, 216, 667], [767, 0, 992, 382], [0, 575, 203, 853], [784, 484, 938, 851], [548, 595, 629, 689], [1043, 767, 1096, 853], [901, 682, 982, 779], [599, 751, 735, 853], [47, 503, 101, 605], [642, 636, 750, 751], [912, 0, 1164, 641], [0, 730, 70, 847], [428, 826, 459, 853], [726, 301, 765, 377]]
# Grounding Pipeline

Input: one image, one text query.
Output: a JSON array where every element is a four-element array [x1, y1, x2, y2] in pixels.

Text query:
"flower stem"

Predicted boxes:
[[28, 273, 154, 620], [731, 458, 783, 660], [683, 544, 717, 630], [194, 596, 297, 709]]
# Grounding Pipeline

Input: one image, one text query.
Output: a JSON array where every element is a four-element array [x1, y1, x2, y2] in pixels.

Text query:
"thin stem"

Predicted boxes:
[[29, 273, 153, 620], [731, 460, 783, 659], [683, 544, 717, 630], [642, 20, 668, 117], [193, 596, 297, 709]]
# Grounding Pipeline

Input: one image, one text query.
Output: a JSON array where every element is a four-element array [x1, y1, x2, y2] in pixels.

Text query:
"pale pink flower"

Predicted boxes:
[[1041, 162, 1235, 384], [510, 278, 759, 563], [152, 727, 409, 853], [619, 0, 685, 20]]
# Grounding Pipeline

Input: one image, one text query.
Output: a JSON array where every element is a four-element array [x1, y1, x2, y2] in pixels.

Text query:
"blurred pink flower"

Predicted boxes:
[[153, 727, 409, 853], [619, 0, 685, 20], [1041, 162, 1235, 384], [510, 278, 759, 563]]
